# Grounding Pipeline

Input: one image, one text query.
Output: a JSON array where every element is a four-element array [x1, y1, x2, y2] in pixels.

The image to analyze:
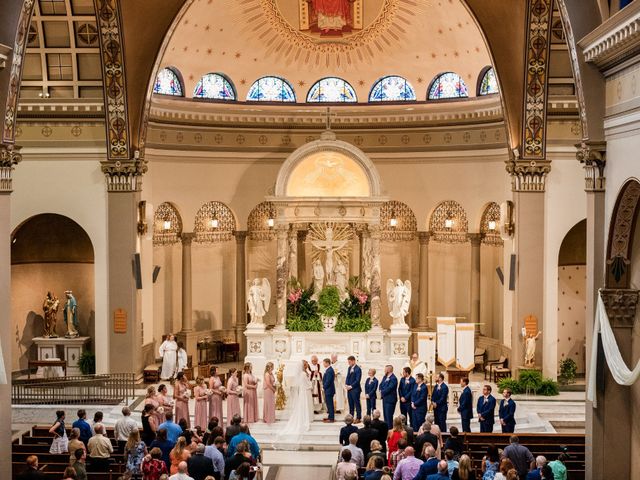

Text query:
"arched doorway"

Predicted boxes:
[[11, 214, 95, 374]]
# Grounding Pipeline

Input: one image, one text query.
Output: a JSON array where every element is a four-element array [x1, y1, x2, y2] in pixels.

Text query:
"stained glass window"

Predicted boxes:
[[479, 67, 499, 96], [428, 72, 469, 100], [193, 73, 236, 100], [153, 67, 183, 96], [369, 76, 416, 102], [307, 77, 357, 103], [246, 76, 296, 102]]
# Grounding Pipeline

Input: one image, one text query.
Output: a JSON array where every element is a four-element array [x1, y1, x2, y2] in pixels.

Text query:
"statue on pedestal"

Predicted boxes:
[[334, 258, 348, 300], [42, 291, 60, 338], [386, 279, 411, 326], [63, 290, 79, 338], [522, 328, 542, 367], [312, 259, 324, 300], [247, 278, 271, 325]]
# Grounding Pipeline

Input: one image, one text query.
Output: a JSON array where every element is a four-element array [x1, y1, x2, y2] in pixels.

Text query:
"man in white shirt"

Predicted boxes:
[[169, 461, 194, 480], [114, 407, 138, 453]]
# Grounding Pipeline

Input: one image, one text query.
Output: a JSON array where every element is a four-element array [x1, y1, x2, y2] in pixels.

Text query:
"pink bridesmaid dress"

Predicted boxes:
[[242, 373, 259, 423], [145, 396, 162, 427], [262, 372, 276, 424], [174, 382, 191, 428], [209, 376, 224, 423], [226, 375, 241, 425], [194, 385, 209, 430]]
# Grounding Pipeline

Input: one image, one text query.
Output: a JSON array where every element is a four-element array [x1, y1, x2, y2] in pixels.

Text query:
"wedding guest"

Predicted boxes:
[[340, 414, 358, 446], [169, 437, 191, 475], [365, 368, 379, 416], [124, 428, 147, 478], [205, 436, 226, 480], [62, 467, 77, 480], [342, 433, 364, 468], [49, 410, 68, 454], [356, 416, 378, 459], [174, 372, 191, 428], [444, 427, 463, 460], [72, 449, 87, 480], [425, 414, 443, 458], [398, 368, 415, 427], [242, 363, 259, 423], [481, 445, 500, 480], [379, 365, 398, 429], [363, 456, 385, 480], [445, 449, 459, 477], [412, 445, 439, 480], [142, 447, 169, 480], [371, 410, 389, 453], [389, 438, 407, 470], [477, 385, 496, 433], [502, 436, 534, 479], [86, 424, 113, 472], [159, 412, 184, 444], [415, 421, 437, 462], [115, 406, 139, 453], [323, 358, 336, 423], [172, 460, 194, 480], [494, 459, 515, 480], [72, 410, 92, 446], [188, 443, 216, 480], [142, 403, 158, 446], [345, 356, 363, 422], [336, 449, 358, 480], [410, 374, 427, 430], [429, 460, 450, 480], [229, 461, 251, 480], [263, 362, 276, 424], [91, 411, 103, 435], [16, 455, 45, 480], [208, 366, 224, 424], [457, 378, 473, 433], [225, 442, 256, 480], [225, 415, 242, 445], [399, 415, 414, 447], [178, 418, 197, 447], [227, 424, 260, 460], [68, 428, 85, 465], [226, 369, 241, 425], [499, 389, 517, 434], [194, 377, 210, 430], [392, 446, 422, 480], [386, 416, 407, 466], [548, 453, 569, 480], [367, 440, 386, 463], [526, 456, 547, 480], [430, 373, 449, 433], [150, 429, 175, 472], [202, 418, 219, 446]]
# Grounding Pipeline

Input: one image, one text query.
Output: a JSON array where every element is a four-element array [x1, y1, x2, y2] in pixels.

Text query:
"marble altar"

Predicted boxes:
[[32, 336, 90, 376]]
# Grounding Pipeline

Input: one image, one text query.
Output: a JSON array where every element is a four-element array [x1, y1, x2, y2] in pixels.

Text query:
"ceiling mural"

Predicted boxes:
[[159, 0, 492, 101]]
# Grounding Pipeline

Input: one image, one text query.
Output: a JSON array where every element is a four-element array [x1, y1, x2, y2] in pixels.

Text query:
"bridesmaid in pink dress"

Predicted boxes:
[[144, 386, 162, 426], [156, 384, 174, 424], [208, 366, 224, 424], [173, 372, 191, 428], [242, 362, 259, 423], [194, 377, 209, 430], [262, 362, 276, 424], [226, 368, 241, 425]]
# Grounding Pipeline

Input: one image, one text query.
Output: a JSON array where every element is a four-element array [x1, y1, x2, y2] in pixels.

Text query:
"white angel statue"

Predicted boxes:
[[387, 279, 412, 326], [247, 278, 271, 324]]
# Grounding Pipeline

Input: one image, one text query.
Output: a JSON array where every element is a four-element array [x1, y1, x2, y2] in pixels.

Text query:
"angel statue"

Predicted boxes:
[[386, 279, 411, 326], [247, 278, 271, 324], [42, 291, 60, 338]]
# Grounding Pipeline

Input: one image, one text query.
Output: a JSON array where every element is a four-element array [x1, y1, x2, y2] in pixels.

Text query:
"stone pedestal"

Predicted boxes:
[[33, 336, 90, 375], [388, 324, 412, 374]]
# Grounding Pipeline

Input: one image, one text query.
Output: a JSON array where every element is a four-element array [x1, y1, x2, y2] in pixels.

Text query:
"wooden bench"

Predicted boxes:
[[144, 363, 162, 383], [27, 360, 67, 379]]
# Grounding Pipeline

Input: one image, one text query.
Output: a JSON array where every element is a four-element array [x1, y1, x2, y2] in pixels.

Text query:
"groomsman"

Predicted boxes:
[[477, 384, 496, 433], [345, 355, 362, 422], [457, 377, 473, 433], [365, 368, 379, 416], [322, 358, 336, 423], [379, 365, 398, 428], [410, 373, 428, 429], [398, 367, 415, 426], [430, 373, 449, 432], [499, 388, 516, 433]]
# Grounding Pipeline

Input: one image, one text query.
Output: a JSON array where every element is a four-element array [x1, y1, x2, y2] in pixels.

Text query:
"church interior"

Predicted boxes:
[[2, 0, 640, 479]]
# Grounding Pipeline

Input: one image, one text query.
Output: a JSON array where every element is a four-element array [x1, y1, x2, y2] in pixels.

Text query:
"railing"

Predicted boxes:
[[12, 373, 135, 405]]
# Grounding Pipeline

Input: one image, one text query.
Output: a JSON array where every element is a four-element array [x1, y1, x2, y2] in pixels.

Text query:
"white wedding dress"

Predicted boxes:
[[274, 362, 314, 448]]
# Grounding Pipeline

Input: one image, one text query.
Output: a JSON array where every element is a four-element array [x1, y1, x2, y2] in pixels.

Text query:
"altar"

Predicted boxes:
[[32, 336, 90, 376]]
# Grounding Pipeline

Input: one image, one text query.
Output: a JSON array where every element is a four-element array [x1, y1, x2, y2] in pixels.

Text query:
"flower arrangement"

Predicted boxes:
[[286, 277, 323, 331], [335, 276, 372, 332]]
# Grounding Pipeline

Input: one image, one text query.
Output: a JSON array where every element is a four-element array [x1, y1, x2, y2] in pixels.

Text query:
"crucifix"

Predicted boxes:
[[321, 107, 337, 131]]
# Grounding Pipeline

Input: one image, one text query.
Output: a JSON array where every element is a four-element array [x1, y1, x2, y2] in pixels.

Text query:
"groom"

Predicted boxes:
[[322, 358, 335, 423], [345, 355, 362, 422]]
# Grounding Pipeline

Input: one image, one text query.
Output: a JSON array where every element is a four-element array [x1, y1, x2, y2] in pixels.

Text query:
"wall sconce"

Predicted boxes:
[[209, 216, 219, 229], [488, 220, 497, 231], [389, 210, 398, 228], [163, 220, 172, 231], [444, 213, 454, 229], [267, 217, 275, 228]]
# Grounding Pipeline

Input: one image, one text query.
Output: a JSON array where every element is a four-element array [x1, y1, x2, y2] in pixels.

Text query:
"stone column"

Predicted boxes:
[[297, 229, 307, 284], [0, 145, 21, 475], [350, 231, 359, 279], [275, 225, 289, 327], [288, 226, 298, 280], [181, 233, 194, 333], [506, 159, 550, 377], [370, 225, 382, 328], [417, 231, 430, 329], [359, 227, 370, 289], [469, 233, 482, 335], [234, 231, 248, 355]]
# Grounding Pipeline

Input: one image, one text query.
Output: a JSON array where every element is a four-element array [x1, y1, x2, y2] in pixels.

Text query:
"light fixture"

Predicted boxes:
[[38, 91, 50, 98], [209, 216, 219, 229], [389, 210, 398, 228], [163, 220, 171, 231], [444, 213, 454, 229], [267, 217, 274, 228], [488, 220, 497, 231]]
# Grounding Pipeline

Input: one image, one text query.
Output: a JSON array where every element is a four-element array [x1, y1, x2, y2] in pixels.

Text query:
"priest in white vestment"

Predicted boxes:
[[159, 334, 178, 380], [310, 355, 324, 413], [406, 353, 427, 378], [331, 353, 347, 413]]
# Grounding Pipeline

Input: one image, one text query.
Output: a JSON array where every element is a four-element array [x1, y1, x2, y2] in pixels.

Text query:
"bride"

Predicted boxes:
[[274, 359, 314, 447]]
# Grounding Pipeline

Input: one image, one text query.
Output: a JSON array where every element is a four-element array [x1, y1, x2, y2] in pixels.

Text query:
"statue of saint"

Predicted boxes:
[[386, 279, 411, 325], [42, 292, 60, 338], [310, 226, 348, 286], [63, 290, 79, 338], [247, 278, 271, 324], [334, 258, 348, 300], [312, 259, 324, 300], [522, 328, 542, 367]]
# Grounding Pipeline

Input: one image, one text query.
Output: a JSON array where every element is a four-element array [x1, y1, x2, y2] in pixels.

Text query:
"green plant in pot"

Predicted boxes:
[[558, 358, 577, 384], [78, 350, 95, 375], [318, 285, 341, 318]]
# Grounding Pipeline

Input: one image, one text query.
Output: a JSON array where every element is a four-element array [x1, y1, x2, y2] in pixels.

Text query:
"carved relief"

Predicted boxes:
[[607, 180, 640, 288]]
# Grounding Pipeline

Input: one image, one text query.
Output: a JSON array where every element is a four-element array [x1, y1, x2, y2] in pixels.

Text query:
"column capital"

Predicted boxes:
[[233, 230, 248, 242], [181, 232, 195, 245], [576, 141, 606, 192], [0, 143, 22, 193], [600, 289, 639, 328], [297, 229, 308, 241], [101, 156, 148, 192], [468, 232, 482, 246], [417, 231, 431, 245], [505, 159, 551, 192]]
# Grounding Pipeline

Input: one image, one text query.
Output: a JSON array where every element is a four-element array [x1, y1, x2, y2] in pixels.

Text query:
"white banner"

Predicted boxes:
[[437, 317, 456, 367], [455, 323, 475, 371], [418, 332, 437, 374]]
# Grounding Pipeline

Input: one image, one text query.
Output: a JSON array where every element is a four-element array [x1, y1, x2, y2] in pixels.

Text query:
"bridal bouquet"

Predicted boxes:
[[236, 385, 243, 397], [219, 386, 227, 399], [157, 406, 165, 415], [183, 390, 192, 399], [205, 389, 213, 396]]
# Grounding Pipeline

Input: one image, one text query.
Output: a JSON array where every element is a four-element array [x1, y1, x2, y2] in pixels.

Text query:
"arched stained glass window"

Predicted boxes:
[[369, 76, 416, 102], [153, 67, 183, 96], [193, 73, 236, 100], [479, 67, 499, 96], [428, 72, 469, 100], [307, 77, 357, 103], [246, 76, 296, 102]]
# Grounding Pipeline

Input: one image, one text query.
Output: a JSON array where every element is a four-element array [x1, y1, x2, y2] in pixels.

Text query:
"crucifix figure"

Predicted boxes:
[[322, 107, 337, 131], [310, 226, 348, 285]]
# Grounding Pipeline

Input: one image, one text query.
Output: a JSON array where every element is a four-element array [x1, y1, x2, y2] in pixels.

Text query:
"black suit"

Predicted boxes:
[[340, 424, 358, 446], [403, 425, 415, 447], [188, 453, 216, 480], [415, 431, 438, 460], [371, 418, 389, 452], [16, 468, 46, 480], [356, 426, 379, 459], [225, 424, 241, 445]]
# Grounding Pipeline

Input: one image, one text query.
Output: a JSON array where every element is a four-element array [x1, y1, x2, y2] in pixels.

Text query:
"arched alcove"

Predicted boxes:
[[11, 214, 95, 373]]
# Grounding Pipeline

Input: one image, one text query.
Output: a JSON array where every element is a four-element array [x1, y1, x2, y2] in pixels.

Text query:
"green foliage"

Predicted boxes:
[[286, 314, 324, 332], [497, 372, 559, 396], [537, 379, 559, 396], [318, 286, 341, 318], [497, 377, 523, 394], [78, 350, 95, 375], [287, 286, 318, 320], [334, 315, 372, 332], [558, 358, 578, 384], [518, 369, 543, 392]]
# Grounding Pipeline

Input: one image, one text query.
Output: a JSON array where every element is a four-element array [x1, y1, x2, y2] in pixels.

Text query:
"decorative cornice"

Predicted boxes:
[[101, 155, 148, 192], [600, 288, 639, 328], [505, 159, 551, 192], [580, 1, 640, 71], [0, 143, 22, 193], [233, 230, 248, 242], [576, 141, 606, 192]]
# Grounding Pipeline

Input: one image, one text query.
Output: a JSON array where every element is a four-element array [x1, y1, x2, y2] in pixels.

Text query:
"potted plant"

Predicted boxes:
[[318, 285, 341, 330], [558, 358, 578, 385]]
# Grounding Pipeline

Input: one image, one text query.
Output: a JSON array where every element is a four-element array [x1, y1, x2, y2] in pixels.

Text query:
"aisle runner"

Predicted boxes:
[[437, 317, 456, 367]]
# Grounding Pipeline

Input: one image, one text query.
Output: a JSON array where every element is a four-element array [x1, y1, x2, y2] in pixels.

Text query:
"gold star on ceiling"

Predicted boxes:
[[240, 79, 246, 85], [207, 48, 212, 55], [417, 77, 423, 83], [235, 52, 241, 58], [453, 51, 459, 57], [205, 25, 210, 31], [298, 80, 305, 87], [358, 80, 365, 86]]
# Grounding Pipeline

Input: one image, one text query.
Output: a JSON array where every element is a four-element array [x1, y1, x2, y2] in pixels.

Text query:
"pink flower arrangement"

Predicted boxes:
[[287, 288, 302, 304], [352, 288, 368, 305]]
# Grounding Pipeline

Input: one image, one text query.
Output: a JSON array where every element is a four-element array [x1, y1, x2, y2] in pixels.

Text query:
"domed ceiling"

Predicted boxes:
[[158, 0, 493, 102]]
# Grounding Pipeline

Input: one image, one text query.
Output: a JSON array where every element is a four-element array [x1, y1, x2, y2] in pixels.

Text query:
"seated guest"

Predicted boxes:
[[364, 456, 386, 480], [368, 440, 386, 463], [227, 424, 260, 460], [150, 428, 176, 472], [142, 447, 169, 480], [481, 445, 500, 480], [494, 459, 515, 480], [72, 448, 88, 480], [389, 438, 407, 470], [159, 412, 184, 444], [411, 446, 439, 480], [72, 409, 93, 446], [205, 436, 226, 480], [169, 437, 192, 475], [548, 453, 569, 480], [188, 443, 216, 480], [445, 449, 459, 477], [62, 466, 77, 480], [336, 449, 358, 480], [426, 460, 449, 480], [526, 456, 547, 480], [415, 421, 438, 461], [371, 410, 389, 452], [224, 442, 256, 480], [342, 433, 365, 468], [451, 454, 475, 480], [16, 455, 45, 480], [501, 436, 535, 479], [87, 423, 113, 472], [506, 470, 518, 480], [357, 416, 379, 459], [225, 414, 243, 446], [115, 406, 139, 453], [340, 415, 359, 446], [393, 446, 422, 480], [68, 428, 86, 465], [170, 460, 194, 480], [540, 465, 554, 480], [444, 427, 463, 460]]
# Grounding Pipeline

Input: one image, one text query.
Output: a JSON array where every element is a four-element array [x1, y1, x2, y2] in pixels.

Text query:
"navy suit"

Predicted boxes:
[[365, 376, 379, 416], [457, 386, 473, 432], [430, 382, 449, 432], [346, 364, 362, 419], [379, 373, 398, 428], [499, 398, 516, 433], [476, 394, 496, 432], [323, 365, 336, 420], [410, 382, 428, 429], [398, 376, 415, 425]]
